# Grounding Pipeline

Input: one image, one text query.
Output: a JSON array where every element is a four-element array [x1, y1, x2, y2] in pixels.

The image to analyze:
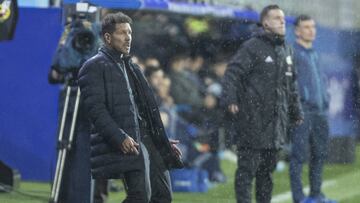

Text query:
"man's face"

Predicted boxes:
[[295, 19, 316, 43], [105, 23, 132, 54], [263, 9, 286, 36], [150, 69, 164, 89]]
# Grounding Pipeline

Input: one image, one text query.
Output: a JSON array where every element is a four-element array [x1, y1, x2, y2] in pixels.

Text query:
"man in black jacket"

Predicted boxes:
[[223, 5, 303, 203], [78, 12, 183, 203]]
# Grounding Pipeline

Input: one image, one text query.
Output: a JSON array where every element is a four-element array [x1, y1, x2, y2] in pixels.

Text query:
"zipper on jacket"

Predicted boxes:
[[118, 60, 142, 148]]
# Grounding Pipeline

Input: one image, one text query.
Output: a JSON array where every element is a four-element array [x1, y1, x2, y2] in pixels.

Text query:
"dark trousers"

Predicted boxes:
[[122, 136, 172, 203], [94, 179, 108, 203], [235, 148, 278, 203], [289, 112, 329, 203]]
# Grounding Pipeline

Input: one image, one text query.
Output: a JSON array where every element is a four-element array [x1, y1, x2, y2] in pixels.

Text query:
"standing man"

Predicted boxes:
[[290, 15, 336, 203], [78, 12, 183, 203], [223, 5, 303, 203]]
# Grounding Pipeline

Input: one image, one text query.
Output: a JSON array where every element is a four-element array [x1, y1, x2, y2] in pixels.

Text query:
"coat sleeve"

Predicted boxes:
[[288, 52, 304, 122], [78, 60, 127, 150], [222, 46, 254, 106]]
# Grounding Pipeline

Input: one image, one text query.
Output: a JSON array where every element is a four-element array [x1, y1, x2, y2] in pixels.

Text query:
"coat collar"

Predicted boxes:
[[293, 41, 314, 53], [258, 32, 285, 46], [99, 45, 132, 63]]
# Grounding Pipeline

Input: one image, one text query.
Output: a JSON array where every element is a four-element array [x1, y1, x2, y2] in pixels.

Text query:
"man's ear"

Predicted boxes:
[[104, 33, 111, 44], [263, 21, 268, 28]]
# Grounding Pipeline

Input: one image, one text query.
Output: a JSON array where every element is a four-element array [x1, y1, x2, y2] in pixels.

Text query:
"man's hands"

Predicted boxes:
[[121, 136, 139, 155], [169, 139, 182, 159], [120, 136, 182, 159], [228, 104, 239, 114]]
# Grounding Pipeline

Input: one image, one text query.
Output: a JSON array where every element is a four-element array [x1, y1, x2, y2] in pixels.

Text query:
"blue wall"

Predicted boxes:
[[0, 8, 62, 181]]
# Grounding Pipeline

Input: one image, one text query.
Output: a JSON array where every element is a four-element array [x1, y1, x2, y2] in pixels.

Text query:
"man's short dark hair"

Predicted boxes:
[[260, 4, 281, 24], [101, 12, 132, 36], [294, 14, 313, 27]]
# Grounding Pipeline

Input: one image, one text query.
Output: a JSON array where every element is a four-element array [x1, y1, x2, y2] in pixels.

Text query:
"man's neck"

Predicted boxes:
[[262, 30, 285, 45], [296, 39, 313, 49], [264, 29, 284, 36], [104, 44, 124, 58]]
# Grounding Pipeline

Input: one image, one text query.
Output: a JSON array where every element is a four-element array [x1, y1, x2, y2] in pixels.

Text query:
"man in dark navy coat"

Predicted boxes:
[[78, 12, 183, 203]]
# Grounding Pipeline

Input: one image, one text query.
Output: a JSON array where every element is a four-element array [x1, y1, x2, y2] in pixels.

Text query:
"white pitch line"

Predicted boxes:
[[271, 180, 337, 203]]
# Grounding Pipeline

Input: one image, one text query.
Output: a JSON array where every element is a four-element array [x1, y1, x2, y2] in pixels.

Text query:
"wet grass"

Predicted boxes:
[[0, 145, 359, 203]]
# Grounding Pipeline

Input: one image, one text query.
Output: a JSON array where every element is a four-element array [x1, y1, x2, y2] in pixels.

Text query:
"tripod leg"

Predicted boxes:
[[67, 87, 81, 150], [54, 87, 81, 202], [50, 86, 71, 203], [90, 178, 95, 203], [58, 86, 72, 143], [50, 149, 65, 203], [54, 146, 69, 202]]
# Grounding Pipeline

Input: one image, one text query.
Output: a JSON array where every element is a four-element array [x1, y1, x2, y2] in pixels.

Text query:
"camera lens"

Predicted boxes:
[[72, 30, 94, 53]]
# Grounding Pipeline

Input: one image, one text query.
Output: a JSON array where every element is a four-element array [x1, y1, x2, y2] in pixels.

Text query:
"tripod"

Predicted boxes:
[[49, 82, 81, 203]]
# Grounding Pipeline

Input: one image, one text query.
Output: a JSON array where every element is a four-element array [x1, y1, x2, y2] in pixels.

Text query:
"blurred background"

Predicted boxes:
[[0, 0, 360, 202]]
